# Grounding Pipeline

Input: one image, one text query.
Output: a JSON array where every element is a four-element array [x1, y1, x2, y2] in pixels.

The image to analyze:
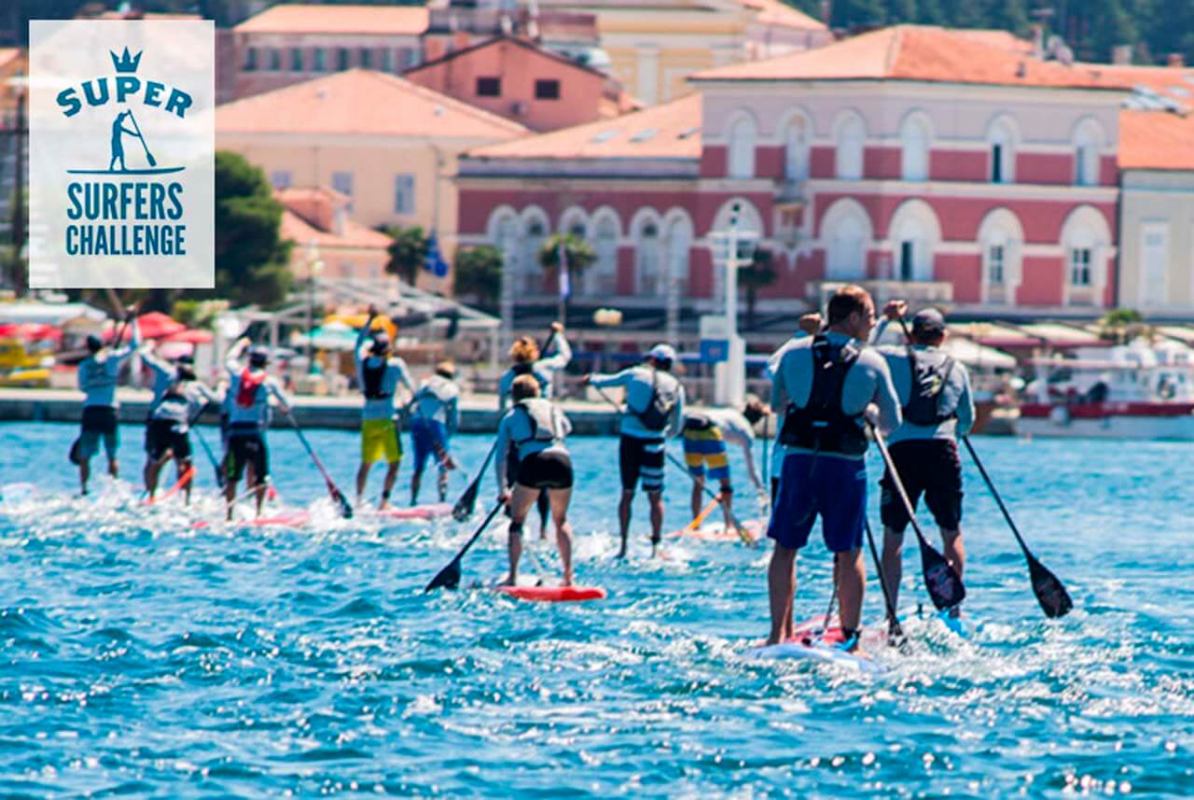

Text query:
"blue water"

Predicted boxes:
[[1, 422, 1192, 797]]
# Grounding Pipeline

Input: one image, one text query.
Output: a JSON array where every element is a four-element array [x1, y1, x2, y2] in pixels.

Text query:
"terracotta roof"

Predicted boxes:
[[216, 69, 528, 139], [467, 92, 701, 160], [739, 0, 826, 31], [691, 25, 1134, 90], [405, 35, 611, 82], [276, 186, 393, 250], [1119, 109, 1194, 170], [235, 4, 428, 35]]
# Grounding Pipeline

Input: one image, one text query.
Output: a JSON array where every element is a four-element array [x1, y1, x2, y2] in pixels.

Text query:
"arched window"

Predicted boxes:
[[1060, 205, 1112, 306], [900, 113, 931, 182], [888, 200, 941, 282], [635, 217, 663, 296], [987, 116, 1017, 184], [727, 114, 756, 179], [1073, 119, 1104, 187], [977, 208, 1024, 305], [519, 213, 548, 294], [821, 199, 871, 280], [835, 112, 865, 180], [783, 114, 810, 182], [663, 213, 693, 297]]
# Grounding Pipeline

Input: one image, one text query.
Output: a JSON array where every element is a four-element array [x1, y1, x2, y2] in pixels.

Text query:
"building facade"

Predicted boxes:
[[403, 36, 635, 132], [277, 187, 394, 283], [458, 26, 1145, 332], [222, 4, 429, 102], [217, 69, 528, 291]]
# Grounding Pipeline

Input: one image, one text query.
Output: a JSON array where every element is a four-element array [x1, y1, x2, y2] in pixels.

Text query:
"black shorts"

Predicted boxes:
[[619, 436, 665, 493], [145, 419, 191, 461], [515, 449, 573, 490], [226, 433, 269, 483], [880, 438, 963, 533]]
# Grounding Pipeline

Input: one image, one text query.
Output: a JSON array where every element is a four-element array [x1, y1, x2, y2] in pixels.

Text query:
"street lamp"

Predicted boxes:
[[709, 202, 757, 407], [306, 239, 323, 374]]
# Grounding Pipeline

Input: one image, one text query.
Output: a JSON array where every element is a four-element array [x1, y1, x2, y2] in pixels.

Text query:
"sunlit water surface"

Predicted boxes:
[[1, 422, 1191, 797]]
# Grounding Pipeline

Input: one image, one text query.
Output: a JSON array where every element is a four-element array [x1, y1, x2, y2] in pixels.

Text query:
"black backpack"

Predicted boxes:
[[903, 350, 957, 426], [634, 369, 677, 432]]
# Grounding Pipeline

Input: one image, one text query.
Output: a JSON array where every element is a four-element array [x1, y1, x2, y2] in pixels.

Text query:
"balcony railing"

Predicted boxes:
[[807, 280, 955, 308]]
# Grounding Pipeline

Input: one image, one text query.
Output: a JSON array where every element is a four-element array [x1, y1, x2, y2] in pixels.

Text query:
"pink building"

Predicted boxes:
[[458, 25, 1177, 326], [404, 36, 636, 132]]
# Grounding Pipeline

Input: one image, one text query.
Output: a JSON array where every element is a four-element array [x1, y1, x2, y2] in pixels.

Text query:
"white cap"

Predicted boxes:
[[648, 343, 677, 363]]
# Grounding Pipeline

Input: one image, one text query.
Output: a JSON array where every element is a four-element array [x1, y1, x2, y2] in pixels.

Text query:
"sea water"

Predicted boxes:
[[1, 422, 1191, 797]]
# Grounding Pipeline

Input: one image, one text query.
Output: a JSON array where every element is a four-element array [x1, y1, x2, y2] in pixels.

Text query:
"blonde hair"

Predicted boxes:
[[511, 374, 541, 401], [509, 336, 540, 365]]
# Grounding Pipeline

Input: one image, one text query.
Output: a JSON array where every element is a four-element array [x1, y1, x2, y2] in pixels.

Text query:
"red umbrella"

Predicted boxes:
[[105, 311, 187, 342], [161, 328, 213, 344]]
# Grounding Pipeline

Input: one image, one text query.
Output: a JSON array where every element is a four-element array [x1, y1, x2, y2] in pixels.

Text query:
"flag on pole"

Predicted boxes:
[[424, 231, 449, 278], [558, 239, 571, 301]]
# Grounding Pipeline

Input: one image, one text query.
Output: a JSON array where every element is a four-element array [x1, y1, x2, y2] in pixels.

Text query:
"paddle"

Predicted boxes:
[[870, 423, 966, 611], [590, 384, 755, 545], [962, 436, 1073, 618], [425, 500, 507, 592], [284, 408, 353, 519], [453, 439, 498, 521], [670, 496, 720, 538], [146, 465, 195, 505], [191, 424, 225, 490], [864, 519, 905, 641]]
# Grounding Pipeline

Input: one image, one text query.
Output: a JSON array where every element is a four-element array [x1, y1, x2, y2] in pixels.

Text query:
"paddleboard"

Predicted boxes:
[[743, 615, 887, 674], [373, 503, 453, 520], [495, 585, 607, 603], [671, 518, 764, 543], [191, 510, 311, 529]]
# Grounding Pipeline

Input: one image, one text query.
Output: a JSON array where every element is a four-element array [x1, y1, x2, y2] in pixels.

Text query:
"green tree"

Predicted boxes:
[[538, 233, 596, 276], [454, 245, 503, 307], [380, 224, 429, 284], [830, 0, 887, 28], [740, 248, 778, 329], [213, 150, 292, 307]]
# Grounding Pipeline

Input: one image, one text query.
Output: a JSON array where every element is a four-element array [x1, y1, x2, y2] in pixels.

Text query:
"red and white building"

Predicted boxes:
[[457, 25, 1194, 334]]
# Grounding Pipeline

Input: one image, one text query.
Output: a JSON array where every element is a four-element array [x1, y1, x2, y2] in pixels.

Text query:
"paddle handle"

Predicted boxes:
[[962, 436, 1032, 556], [864, 519, 903, 639]]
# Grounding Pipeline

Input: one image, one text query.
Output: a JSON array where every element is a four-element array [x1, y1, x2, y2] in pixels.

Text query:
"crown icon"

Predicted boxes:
[[110, 47, 142, 73]]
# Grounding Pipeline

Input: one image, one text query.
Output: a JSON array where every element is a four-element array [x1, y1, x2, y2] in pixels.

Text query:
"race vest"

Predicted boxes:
[[362, 360, 390, 400], [633, 368, 679, 433], [514, 398, 563, 445], [903, 350, 957, 426], [235, 368, 265, 409], [153, 386, 190, 426], [779, 335, 868, 456], [416, 376, 454, 405], [80, 356, 115, 390]]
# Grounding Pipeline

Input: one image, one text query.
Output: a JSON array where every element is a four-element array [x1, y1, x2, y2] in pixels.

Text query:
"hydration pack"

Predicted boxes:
[[514, 398, 563, 445], [235, 368, 264, 409], [633, 368, 678, 432], [778, 335, 868, 456], [362, 359, 390, 400], [903, 350, 957, 426]]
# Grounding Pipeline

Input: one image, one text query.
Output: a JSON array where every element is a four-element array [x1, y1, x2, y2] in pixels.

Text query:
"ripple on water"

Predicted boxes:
[[1, 429, 1193, 795]]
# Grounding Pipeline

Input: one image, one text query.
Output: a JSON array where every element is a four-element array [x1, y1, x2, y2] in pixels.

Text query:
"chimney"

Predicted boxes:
[[1168, 52, 1185, 68]]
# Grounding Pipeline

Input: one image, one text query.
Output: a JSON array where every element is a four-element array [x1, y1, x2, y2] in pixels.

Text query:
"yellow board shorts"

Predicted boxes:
[[682, 426, 730, 481], [361, 418, 402, 464]]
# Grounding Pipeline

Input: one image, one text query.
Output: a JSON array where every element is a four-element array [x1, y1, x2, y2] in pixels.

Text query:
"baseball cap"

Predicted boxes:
[[647, 344, 677, 363], [248, 346, 269, 366], [911, 308, 947, 337]]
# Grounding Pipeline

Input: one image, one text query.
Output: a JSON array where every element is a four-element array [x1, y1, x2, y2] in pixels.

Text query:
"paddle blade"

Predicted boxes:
[[1027, 553, 1073, 618], [453, 477, 480, 521], [333, 488, 354, 520], [918, 537, 966, 611], [424, 559, 462, 592]]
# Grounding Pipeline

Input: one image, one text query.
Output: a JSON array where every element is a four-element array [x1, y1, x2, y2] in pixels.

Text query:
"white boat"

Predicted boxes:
[[1016, 339, 1194, 440]]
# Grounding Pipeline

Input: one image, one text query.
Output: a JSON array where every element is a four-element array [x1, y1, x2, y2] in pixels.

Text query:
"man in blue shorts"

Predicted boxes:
[[409, 361, 460, 504], [766, 286, 900, 649], [72, 317, 140, 495]]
